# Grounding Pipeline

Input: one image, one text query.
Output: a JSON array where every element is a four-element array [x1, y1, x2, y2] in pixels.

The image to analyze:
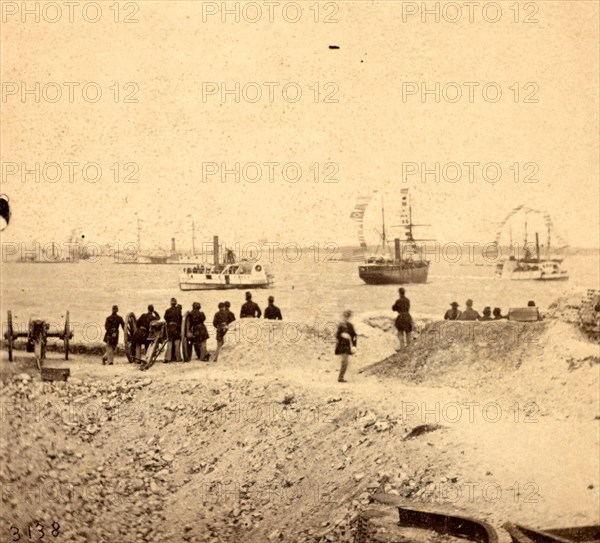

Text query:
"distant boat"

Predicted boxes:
[[18, 241, 78, 263], [494, 206, 569, 281], [496, 256, 568, 281], [353, 188, 431, 285], [179, 236, 274, 291]]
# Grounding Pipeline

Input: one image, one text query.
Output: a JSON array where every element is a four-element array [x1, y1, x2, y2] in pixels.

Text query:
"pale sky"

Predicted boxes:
[[1, 1, 598, 250]]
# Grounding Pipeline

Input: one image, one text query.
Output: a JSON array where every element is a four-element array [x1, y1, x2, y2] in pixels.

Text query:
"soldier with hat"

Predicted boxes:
[[392, 287, 412, 350], [132, 304, 160, 361], [224, 301, 236, 325], [444, 302, 461, 321], [240, 291, 262, 318], [212, 302, 230, 362], [458, 299, 480, 321], [102, 305, 124, 365], [479, 307, 493, 321], [492, 307, 506, 320], [187, 302, 209, 361], [164, 298, 182, 362], [264, 296, 283, 320]]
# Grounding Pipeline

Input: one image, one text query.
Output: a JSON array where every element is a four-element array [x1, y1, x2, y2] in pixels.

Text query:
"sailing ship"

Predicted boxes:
[[353, 188, 431, 285], [179, 236, 274, 291], [18, 229, 84, 263], [494, 206, 569, 281], [119, 219, 179, 264]]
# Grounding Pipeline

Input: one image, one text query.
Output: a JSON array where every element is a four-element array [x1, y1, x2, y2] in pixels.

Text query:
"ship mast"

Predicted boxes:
[[192, 221, 196, 256], [407, 203, 414, 243], [391, 190, 433, 256], [381, 194, 387, 250], [137, 218, 142, 252]]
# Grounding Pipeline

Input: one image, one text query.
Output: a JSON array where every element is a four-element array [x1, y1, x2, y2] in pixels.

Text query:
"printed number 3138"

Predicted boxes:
[[9, 522, 60, 540]]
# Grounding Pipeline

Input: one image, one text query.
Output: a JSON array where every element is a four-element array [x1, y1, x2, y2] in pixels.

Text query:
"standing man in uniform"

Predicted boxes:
[[213, 302, 230, 362], [132, 304, 160, 361], [444, 302, 461, 321], [392, 287, 412, 350], [264, 296, 283, 320], [458, 299, 480, 321], [335, 310, 357, 383], [240, 291, 262, 318], [224, 301, 236, 326], [188, 302, 210, 361], [102, 305, 125, 365], [164, 298, 182, 362]]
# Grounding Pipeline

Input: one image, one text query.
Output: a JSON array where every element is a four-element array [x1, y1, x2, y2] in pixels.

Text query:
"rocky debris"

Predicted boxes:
[[355, 410, 396, 435], [2, 296, 597, 543], [282, 393, 295, 405], [0, 373, 171, 542]]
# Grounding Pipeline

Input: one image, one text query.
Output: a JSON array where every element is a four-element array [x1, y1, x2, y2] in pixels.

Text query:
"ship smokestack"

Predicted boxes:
[[213, 236, 219, 265], [394, 238, 401, 262], [171, 238, 176, 252]]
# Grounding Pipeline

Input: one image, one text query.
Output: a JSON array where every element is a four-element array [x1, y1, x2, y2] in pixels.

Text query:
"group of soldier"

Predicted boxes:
[[443, 299, 540, 321], [387, 289, 541, 354], [443, 300, 507, 322], [101, 292, 283, 365]]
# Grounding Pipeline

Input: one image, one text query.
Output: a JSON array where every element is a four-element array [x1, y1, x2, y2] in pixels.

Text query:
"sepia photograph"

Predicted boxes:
[[1, 1, 599, 542]]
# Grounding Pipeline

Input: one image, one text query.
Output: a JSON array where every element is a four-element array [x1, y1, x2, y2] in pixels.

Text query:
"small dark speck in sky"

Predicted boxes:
[[329, 45, 340, 49]]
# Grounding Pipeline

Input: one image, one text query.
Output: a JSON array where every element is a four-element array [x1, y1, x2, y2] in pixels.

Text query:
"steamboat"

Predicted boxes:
[[354, 188, 431, 285]]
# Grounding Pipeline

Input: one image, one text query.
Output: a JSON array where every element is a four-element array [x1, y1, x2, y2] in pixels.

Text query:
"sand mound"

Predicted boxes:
[[1, 295, 598, 542]]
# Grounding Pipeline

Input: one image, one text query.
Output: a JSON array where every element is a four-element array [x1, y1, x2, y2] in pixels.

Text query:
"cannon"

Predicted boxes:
[[124, 312, 178, 370], [4, 310, 73, 369], [138, 319, 169, 371]]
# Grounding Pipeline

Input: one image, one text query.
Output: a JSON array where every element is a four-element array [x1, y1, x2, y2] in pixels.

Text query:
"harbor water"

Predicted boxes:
[[1, 255, 598, 344]]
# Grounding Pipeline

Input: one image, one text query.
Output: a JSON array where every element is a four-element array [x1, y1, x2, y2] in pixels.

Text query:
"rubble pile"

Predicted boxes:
[[1, 372, 446, 543]]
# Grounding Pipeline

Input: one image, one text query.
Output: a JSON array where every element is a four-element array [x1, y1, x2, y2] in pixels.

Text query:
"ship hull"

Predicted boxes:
[[179, 263, 274, 291], [180, 281, 273, 291], [358, 264, 429, 284], [496, 260, 569, 281]]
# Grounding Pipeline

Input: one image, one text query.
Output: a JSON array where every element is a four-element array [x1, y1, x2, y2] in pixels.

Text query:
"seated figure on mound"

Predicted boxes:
[[493, 307, 507, 320], [444, 302, 461, 321], [457, 299, 480, 321], [478, 307, 493, 321]]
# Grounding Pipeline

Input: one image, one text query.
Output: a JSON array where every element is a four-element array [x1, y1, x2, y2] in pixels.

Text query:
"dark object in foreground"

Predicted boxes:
[[403, 423, 444, 440], [0, 193, 9, 230], [41, 367, 70, 382], [396, 504, 498, 543], [504, 523, 600, 543], [358, 496, 499, 543]]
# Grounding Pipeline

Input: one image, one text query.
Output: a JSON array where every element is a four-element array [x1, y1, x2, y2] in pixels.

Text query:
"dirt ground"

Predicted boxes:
[[1, 305, 599, 543]]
